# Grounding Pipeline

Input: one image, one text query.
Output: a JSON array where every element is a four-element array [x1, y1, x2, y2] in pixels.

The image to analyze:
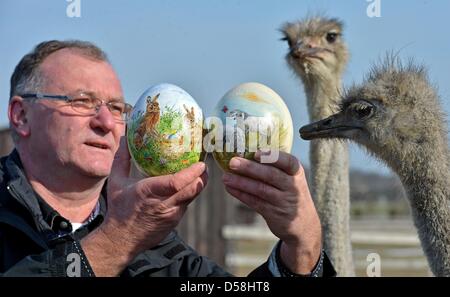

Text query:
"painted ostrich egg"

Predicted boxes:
[[127, 83, 203, 176], [210, 82, 293, 171]]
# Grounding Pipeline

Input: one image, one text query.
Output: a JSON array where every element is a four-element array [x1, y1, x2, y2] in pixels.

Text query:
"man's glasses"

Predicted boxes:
[[20, 93, 132, 122]]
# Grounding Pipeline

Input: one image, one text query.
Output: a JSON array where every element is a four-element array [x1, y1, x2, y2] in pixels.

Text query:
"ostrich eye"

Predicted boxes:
[[326, 32, 338, 43], [280, 36, 293, 47], [351, 102, 375, 119]]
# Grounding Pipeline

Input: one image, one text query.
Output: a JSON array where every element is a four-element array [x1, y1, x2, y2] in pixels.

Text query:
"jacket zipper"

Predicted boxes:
[[4, 184, 49, 249], [6, 184, 20, 200]]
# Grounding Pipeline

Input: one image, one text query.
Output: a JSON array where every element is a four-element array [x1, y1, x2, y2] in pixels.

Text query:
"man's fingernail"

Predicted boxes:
[[229, 158, 240, 170]]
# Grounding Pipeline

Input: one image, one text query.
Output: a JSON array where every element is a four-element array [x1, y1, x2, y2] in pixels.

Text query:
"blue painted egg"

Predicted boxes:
[[210, 82, 293, 171]]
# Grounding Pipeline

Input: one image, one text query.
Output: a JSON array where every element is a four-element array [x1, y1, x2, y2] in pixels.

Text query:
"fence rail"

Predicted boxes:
[[222, 224, 421, 245], [222, 223, 430, 276]]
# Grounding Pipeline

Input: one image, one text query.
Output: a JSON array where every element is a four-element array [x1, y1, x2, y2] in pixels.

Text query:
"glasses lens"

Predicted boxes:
[[70, 98, 96, 114], [69, 96, 130, 122], [108, 102, 130, 122]]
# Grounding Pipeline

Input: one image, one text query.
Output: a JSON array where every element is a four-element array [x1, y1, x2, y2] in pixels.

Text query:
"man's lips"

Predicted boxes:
[[84, 141, 111, 150]]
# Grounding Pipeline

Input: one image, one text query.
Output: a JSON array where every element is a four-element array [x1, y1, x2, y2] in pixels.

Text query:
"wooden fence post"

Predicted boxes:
[[177, 154, 229, 267]]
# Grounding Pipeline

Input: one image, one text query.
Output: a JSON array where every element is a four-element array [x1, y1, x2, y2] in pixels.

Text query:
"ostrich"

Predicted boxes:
[[281, 16, 354, 275], [300, 57, 450, 276]]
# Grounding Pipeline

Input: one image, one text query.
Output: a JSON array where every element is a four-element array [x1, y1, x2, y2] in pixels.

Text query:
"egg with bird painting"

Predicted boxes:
[[127, 83, 204, 176], [209, 82, 293, 171]]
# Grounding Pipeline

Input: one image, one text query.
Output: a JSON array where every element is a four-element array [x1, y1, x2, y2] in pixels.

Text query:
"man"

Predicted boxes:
[[0, 40, 335, 277]]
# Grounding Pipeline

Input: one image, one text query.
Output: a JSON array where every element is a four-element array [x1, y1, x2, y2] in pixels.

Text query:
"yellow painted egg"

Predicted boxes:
[[210, 82, 293, 171]]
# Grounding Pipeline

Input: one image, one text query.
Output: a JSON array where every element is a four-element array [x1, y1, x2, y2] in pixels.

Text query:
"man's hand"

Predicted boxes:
[[81, 137, 208, 276], [222, 150, 322, 274]]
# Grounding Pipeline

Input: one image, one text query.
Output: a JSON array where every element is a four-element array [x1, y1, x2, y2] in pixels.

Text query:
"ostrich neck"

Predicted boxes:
[[393, 145, 450, 276], [301, 71, 354, 275], [303, 73, 342, 120], [394, 145, 449, 207]]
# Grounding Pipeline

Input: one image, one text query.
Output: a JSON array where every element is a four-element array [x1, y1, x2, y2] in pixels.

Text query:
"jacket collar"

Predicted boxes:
[[3, 149, 107, 234], [4, 149, 49, 232]]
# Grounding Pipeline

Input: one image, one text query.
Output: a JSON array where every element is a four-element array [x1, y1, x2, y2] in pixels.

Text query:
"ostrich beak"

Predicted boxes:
[[292, 47, 332, 60], [299, 113, 363, 140]]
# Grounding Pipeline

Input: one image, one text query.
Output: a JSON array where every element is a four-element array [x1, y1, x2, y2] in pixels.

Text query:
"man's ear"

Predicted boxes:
[[8, 96, 31, 138]]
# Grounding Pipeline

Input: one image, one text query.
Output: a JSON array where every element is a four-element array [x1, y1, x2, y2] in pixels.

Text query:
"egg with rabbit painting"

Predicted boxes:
[[127, 83, 203, 176]]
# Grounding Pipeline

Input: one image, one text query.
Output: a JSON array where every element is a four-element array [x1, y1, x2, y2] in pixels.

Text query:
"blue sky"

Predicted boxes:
[[1, 0, 449, 174]]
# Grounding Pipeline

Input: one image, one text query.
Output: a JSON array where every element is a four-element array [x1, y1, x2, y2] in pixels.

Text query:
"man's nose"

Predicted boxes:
[[90, 105, 117, 132]]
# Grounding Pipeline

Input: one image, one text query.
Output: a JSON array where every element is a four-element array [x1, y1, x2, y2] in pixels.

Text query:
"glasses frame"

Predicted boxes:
[[20, 93, 132, 122]]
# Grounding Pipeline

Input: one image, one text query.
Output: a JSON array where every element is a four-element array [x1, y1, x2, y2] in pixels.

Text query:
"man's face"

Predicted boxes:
[[24, 49, 125, 178]]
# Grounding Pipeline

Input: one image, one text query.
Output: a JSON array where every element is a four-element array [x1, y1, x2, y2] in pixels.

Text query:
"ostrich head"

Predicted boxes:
[[300, 57, 449, 172], [281, 16, 349, 81]]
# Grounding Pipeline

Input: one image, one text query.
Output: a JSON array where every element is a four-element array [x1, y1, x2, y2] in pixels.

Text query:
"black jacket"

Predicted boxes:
[[0, 150, 336, 277]]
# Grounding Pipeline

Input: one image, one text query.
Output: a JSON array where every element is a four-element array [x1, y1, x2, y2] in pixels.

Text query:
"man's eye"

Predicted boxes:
[[109, 102, 125, 113], [71, 98, 93, 108]]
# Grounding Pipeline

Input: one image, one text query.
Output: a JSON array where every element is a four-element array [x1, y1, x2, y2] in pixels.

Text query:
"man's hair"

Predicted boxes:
[[10, 39, 109, 99], [9, 40, 110, 142]]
